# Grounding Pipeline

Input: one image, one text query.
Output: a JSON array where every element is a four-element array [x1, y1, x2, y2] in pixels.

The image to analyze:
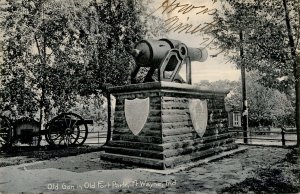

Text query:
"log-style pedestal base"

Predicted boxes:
[[101, 82, 237, 169]]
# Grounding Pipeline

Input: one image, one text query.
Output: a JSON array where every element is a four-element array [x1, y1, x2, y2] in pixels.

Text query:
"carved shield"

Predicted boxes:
[[189, 99, 208, 137], [125, 98, 150, 136]]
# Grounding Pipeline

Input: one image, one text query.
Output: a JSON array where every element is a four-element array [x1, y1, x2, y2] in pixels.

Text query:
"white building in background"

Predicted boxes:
[[228, 110, 242, 128]]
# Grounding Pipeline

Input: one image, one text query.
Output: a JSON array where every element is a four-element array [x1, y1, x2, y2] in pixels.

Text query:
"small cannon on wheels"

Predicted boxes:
[[44, 112, 92, 146], [0, 112, 93, 148]]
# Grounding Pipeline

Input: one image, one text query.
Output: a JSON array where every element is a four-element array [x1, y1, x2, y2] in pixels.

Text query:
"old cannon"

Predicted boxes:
[[0, 112, 93, 147], [101, 38, 238, 169], [44, 113, 92, 146], [131, 39, 208, 84]]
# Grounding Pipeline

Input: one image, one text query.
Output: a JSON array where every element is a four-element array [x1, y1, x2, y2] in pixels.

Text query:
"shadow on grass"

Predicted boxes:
[[221, 148, 300, 193], [0, 145, 104, 167]]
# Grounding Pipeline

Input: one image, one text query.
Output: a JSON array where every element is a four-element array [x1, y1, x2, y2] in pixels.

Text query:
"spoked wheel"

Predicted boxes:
[[46, 113, 88, 147], [0, 116, 13, 146]]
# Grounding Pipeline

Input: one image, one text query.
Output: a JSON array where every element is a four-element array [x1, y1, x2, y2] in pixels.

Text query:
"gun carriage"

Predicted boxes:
[[0, 112, 92, 147]]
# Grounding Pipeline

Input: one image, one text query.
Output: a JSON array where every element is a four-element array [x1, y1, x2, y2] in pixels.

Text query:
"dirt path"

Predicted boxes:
[[0, 146, 297, 193]]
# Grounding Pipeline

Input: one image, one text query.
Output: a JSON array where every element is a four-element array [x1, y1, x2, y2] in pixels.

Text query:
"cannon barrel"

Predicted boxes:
[[132, 39, 208, 70]]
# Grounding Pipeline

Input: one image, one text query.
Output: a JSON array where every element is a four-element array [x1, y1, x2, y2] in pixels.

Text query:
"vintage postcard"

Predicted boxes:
[[0, 0, 299, 193]]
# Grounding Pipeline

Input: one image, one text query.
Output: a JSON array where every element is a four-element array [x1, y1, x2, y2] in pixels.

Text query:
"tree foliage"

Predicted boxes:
[[0, 0, 161, 121], [196, 73, 295, 126], [242, 73, 294, 126], [211, 0, 298, 93]]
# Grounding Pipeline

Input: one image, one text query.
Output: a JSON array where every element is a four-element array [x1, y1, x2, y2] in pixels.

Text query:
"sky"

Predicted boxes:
[[147, 0, 241, 83]]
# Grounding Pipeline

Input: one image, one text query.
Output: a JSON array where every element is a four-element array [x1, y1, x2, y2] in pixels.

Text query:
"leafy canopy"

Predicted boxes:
[[0, 0, 160, 119]]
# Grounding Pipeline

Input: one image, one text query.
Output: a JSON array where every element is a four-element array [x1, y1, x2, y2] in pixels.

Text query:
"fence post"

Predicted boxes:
[[249, 128, 251, 144], [281, 126, 286, 146], [106, 93, 112, 145]]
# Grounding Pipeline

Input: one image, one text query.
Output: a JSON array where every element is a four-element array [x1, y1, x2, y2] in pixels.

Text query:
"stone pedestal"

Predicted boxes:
[[101, 82, 237, 169]]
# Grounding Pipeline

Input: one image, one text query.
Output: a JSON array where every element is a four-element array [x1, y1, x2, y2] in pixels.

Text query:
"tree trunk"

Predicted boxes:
[[39, 86, 45, 130], [282, 0, 300, 147], [105, 92, 112, 145], [240, 30, 249, 143], [39, 1, 47, 131]]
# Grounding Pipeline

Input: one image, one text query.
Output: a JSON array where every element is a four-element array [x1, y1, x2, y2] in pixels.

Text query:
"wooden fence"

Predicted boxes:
[[84, 127, 297, 147], [229, 127, 297, 146], [85, 131, 107, 145]]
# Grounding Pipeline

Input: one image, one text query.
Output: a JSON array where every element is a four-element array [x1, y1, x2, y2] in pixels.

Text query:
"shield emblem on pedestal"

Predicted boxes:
[[125, 98, 150, 136], [189, 99, 208, 137]]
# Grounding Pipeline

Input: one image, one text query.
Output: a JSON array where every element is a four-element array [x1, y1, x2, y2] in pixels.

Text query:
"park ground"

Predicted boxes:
[[0, 145, 299, 193]]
